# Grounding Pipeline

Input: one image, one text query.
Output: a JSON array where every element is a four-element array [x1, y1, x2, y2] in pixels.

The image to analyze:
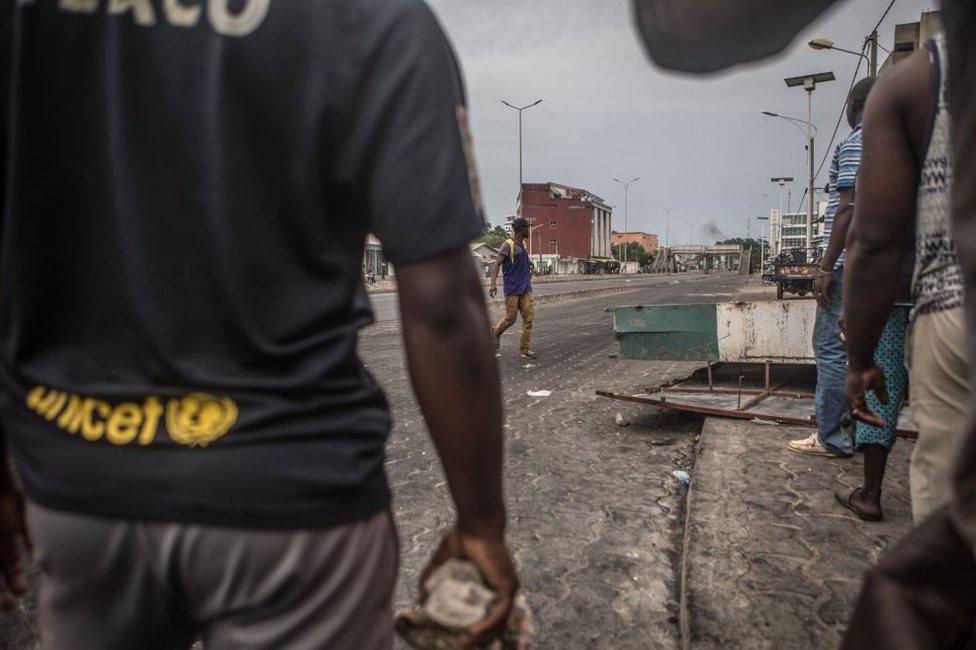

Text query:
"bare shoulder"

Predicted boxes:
[[863, 49, 932, 142]]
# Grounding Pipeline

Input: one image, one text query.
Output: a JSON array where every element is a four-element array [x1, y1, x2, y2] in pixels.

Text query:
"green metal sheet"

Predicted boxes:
[[613, 304, 719, 361]]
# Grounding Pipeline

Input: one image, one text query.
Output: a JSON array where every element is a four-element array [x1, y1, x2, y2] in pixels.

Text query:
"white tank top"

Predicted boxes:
[[912, 33, 964, 317]]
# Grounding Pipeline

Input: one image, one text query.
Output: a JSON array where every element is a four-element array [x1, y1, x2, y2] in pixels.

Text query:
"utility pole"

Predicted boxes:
[[868, 30, 878, 77], [612, 177, 640, 270], [807, 133, 815, 253], [502, 99, 543, 215], [662, 206, 674, 249]]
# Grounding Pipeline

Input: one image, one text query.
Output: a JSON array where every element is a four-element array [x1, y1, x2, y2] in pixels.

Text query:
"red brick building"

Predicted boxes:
[[518, 183, 613, 261], [612, 232, 659, 252]]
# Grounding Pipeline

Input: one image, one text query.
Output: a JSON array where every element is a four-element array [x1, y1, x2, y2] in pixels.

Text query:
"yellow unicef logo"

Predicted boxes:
[[166, 393, 238, 448]]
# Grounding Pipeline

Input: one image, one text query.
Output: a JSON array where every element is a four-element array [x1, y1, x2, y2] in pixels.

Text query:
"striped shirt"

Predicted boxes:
[[822, 124, 862, 268]]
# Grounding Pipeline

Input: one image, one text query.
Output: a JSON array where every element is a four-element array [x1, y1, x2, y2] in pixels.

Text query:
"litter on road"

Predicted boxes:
[[527, 390, 552, 398], [672, 470, 691, 486]]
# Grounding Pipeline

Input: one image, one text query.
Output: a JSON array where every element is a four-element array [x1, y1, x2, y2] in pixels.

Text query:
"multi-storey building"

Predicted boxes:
[[517, 183, 614, 263], [612, 232, 660, 252], [769, 201, 826, 256]]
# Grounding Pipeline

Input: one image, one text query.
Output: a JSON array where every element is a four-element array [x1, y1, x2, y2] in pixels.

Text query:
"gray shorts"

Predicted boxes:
[[27, 503, 398, 650]]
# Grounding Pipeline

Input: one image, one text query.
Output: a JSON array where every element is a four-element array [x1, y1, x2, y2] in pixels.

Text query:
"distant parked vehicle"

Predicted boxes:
[[772, 248, 818, 300]]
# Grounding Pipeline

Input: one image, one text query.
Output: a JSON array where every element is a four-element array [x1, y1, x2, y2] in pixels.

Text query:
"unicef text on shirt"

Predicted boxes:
[[18, 0, 272, 38]]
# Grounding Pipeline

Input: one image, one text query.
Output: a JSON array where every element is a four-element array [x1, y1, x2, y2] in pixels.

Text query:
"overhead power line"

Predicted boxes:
[[789, 0, 897, 214]]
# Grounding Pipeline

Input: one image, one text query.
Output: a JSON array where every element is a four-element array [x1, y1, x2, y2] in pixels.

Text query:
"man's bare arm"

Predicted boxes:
[[815, 187, 855, 309], [844, 56, 925, 373], [488, 244, 508, 299], [398, 246, 505, 535], [822, 188, 855, 273], [396, 245, 516, 645]]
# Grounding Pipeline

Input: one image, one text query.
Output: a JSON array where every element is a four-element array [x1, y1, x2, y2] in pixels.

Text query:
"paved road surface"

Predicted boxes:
[[367, 274, 710, 322], [363, 273, 759, 648]]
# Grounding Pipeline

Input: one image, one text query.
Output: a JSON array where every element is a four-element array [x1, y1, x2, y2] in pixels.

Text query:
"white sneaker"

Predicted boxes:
[[787, 433, 843, 458]]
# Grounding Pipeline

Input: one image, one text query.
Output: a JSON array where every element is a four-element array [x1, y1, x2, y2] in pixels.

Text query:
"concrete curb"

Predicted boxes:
[[485, 285, 638, 310], [366, 274, 698, 295]]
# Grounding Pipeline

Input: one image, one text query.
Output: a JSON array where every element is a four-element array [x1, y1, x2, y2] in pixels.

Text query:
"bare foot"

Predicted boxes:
[[835, 487, 883, 521]]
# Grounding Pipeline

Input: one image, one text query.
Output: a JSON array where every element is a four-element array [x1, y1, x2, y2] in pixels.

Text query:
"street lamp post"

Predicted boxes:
[[662, 206, 674, 249], [757, 215, 769, 270], [502, 99, 543, 214], [528, 223, 544, 270], [809, 32, 879, 77], [770, 177, 793, 216], [763, 71, 831, 253], [784, 72, 834, 252], [684, 220, 700, 246], [612, 177, 640, 270]]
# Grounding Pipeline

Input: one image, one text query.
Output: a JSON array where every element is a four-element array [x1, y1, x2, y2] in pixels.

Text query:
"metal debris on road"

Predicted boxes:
[[598, 361, 918, 438]]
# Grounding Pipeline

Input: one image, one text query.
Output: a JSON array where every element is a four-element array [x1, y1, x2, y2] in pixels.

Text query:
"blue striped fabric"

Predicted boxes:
[[822, 124, 862, 268]]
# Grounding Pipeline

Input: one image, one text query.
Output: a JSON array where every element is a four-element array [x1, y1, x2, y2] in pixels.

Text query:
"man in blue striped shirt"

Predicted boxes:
[[789, 78, 875, 458]]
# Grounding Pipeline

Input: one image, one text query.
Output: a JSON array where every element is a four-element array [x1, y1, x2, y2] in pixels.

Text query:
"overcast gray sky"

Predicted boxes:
[[426, 0, 936, 244]]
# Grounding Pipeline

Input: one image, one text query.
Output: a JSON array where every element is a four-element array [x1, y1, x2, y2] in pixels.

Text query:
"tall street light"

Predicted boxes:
[[763, 83, 828, 252], [662, 206, 675, 249], [783, 71, 833, 252], [769, 177, 793, 257], [502, 99, 543, 214], [612, 177, 640, 269], [769, 177, 793, 215], [684, 220, 700, 246], [528, 223, 545, 269], [757, 215, 770, 269], [809, 33, 879, 77], [764, 111, 816, 251]]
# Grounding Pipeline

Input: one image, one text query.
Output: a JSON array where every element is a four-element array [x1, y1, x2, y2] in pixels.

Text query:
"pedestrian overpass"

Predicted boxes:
[[649, 244, 749, 273]]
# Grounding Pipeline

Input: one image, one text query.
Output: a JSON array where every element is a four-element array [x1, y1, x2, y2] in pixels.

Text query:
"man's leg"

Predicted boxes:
[[27, 503, 195, 650], [492, 296, 519, 340], [811, 273, 852, 455], [943, 0, 976, 560], [841, 507, 976, 649], [518, 293, 534, 354], [907, 308, 971, 523], [844, 305, 911, 519], [192, 509, 398, 650]]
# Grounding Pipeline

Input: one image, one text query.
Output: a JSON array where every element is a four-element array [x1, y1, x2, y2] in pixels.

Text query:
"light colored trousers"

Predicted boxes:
[[908, 307, 972, 523], [28, 503, 398, 650]]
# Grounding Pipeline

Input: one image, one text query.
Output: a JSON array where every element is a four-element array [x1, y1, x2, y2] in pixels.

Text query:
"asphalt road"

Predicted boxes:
[[367, 274, 711, 322], [360, 272, 762, 648]]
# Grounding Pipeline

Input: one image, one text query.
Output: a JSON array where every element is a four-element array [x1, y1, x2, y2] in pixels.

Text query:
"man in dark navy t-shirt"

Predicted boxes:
[[0, 1, 516, 646], [489, 217, 536, 359]]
